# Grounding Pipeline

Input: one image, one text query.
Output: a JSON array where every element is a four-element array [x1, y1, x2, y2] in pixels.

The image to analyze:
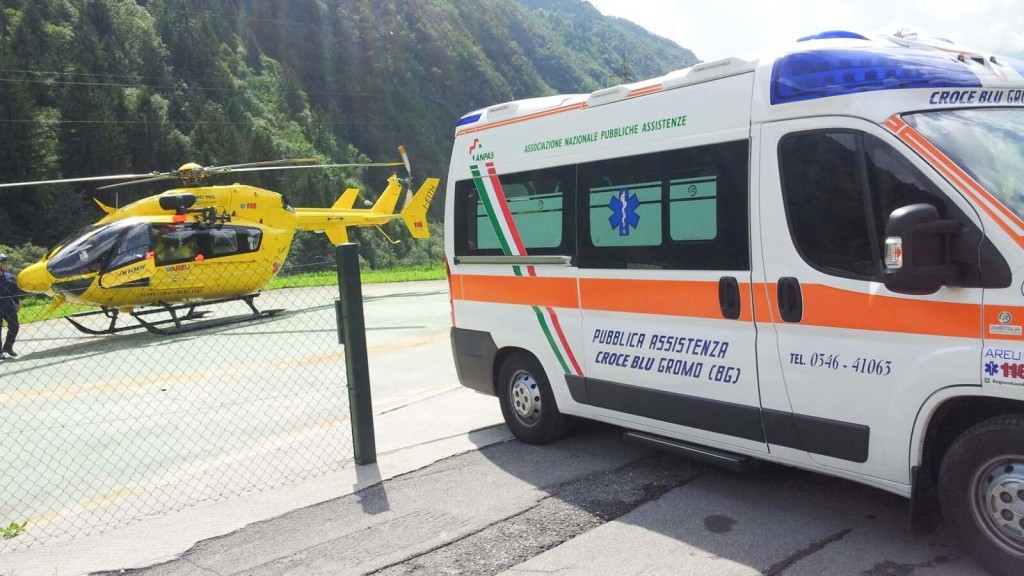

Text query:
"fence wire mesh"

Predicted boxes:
[[0, 256, 353, 552]]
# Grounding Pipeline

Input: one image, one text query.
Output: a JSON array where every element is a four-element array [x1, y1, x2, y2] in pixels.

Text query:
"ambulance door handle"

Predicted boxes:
[[718, 276, 741, 320], [777, 277, 803, 323]]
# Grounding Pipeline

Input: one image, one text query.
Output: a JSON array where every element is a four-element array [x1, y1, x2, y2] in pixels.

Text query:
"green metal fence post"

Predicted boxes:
[[336, 243, 376, 465]]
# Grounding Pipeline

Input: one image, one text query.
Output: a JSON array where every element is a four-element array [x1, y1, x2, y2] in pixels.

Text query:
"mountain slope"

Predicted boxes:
[[0, 0, 697, 248]]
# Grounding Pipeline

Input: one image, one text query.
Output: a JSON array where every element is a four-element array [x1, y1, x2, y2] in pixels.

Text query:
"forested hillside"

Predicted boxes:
[[0, 0, 696, 253]]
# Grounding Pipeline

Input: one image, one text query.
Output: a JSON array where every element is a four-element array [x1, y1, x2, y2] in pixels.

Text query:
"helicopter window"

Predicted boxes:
[[152, 225, 198, 265], [245, 228, 262, 252], [105, 223, 151, 271], [48, 220, 137, 279], [47, 224, 101, 259], [210, 229, 238, 256], [200, 226, 261, 258]]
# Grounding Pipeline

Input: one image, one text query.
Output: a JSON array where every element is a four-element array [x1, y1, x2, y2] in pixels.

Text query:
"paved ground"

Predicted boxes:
[[87, 423, 987, 576]]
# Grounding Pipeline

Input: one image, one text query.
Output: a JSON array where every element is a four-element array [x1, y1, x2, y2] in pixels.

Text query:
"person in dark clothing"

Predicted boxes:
[[0, 254, 23, 359]]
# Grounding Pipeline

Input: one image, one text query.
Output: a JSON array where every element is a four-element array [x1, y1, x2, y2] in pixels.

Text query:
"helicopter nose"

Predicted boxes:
[[17, 261, 55, 294]]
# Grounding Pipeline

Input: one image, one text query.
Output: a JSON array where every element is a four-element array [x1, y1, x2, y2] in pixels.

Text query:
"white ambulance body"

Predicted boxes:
[[444, 31, 1024, 574]]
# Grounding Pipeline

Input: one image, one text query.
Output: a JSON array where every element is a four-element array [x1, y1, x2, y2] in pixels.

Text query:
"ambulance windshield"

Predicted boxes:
[[904, 108, 1024, 220]]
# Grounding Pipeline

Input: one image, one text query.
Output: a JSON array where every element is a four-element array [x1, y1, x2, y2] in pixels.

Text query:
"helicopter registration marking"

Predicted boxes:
[[118, 264, 146, 277]]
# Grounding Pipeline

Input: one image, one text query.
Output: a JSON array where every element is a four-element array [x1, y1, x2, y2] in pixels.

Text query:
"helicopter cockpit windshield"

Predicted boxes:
[[48, 219, 148, 279]]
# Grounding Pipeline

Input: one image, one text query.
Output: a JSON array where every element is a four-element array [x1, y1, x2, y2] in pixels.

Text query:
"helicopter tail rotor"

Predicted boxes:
[[397, 145, 415, 210]]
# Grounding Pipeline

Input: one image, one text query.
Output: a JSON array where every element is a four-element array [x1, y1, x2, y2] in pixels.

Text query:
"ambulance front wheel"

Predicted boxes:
[[938, 414, 1024, 576], [497, 352, 570, 445]]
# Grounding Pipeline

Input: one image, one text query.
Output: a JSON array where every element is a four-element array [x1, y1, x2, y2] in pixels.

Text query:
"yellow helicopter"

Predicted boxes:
[[0, 147, 439, 335]]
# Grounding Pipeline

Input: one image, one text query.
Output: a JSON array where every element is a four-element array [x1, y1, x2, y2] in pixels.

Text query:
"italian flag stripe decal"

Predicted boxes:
[[534, 306, 570, 374], [471, 162, 581, 376], [470, 165, 513, 257], [485, 163, 527, 255]]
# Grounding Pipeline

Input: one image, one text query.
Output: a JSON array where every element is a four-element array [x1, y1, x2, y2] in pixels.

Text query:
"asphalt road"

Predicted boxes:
[[96, 422, 989, 576]]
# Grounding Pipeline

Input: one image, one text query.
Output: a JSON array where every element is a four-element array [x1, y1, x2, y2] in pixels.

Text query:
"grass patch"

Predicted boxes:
[[20, 297, 91, 323], [2, 521, 26, 540], [268, 263, 445, 289]]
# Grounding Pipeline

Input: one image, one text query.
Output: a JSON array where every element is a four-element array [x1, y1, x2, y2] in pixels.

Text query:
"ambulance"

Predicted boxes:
[[445, 29, 1024, 575]]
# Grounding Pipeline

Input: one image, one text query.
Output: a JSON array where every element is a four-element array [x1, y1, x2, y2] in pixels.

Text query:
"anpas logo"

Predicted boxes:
[[469, 138, 494, 162]]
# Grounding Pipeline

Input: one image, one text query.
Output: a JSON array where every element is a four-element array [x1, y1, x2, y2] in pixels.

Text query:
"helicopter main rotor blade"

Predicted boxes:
[[0, 173, 165, 189], [97, 175, 177, 190], [225, 162, 404, 174], [209, 158, 318, 171]]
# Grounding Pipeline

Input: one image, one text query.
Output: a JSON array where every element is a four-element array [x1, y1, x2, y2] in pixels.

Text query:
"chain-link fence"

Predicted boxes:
[[0, 254, 355, 552]]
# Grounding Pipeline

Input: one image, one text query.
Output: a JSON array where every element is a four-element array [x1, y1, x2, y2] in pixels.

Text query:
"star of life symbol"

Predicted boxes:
[[609, 189, 640, 236], [985, 361, 999, 376]]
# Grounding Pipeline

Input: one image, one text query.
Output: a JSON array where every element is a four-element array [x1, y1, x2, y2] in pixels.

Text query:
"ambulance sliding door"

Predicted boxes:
[[572, 141, 768, 455]]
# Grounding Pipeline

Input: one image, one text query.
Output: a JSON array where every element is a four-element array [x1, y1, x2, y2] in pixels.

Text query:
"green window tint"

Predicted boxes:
[[579, 140, 749, 271], [669, 177, 717, 241], [589, 181, 661, 247], [475, 185, 565, 250], [455, 166, 575, 257], [475, 202, 500, 250]]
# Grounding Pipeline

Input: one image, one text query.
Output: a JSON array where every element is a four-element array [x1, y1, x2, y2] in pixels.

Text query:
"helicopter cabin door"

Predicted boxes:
[[149, 223, 206, 298], [99, 223, 156, 289]]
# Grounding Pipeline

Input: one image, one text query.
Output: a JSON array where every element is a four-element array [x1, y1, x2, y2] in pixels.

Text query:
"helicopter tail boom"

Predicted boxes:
[[293, 175, 437, 245]]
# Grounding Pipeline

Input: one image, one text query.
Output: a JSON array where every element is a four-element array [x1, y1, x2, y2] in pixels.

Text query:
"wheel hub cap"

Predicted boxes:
[[509, 371, 541, 427], [973, 457, 1024, 557]]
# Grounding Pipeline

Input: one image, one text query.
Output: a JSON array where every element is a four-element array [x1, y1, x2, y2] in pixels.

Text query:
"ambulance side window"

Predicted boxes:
[[453, 167, 576, 257], [780, 130, 949, 281], [863, 136, 947, 250], [578, 140, 750, 270], [781, 132, 876, 279]]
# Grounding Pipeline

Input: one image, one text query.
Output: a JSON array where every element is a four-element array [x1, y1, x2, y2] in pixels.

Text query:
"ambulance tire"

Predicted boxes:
[[938, 414, 1024, 576], [497, 352, 570, 445]]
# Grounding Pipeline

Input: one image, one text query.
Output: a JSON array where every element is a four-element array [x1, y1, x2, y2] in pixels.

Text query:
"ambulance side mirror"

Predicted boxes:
[[883, 203, 961, 295]]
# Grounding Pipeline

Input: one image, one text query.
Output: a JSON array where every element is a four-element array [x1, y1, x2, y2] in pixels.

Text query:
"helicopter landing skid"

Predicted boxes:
[[130, 295, 282, 336], [64, 306, 210, 336]]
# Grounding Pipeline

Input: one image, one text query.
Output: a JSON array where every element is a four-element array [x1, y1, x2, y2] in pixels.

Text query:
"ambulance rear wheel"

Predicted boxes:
[[497, 352, 569, 445], [938, 414, 1024, 576]]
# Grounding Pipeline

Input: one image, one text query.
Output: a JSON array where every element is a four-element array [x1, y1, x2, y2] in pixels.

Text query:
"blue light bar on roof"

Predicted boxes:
[[771, 47, 982, 105], [797, 30, 869, 42], [456, 112, 483, 127]]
